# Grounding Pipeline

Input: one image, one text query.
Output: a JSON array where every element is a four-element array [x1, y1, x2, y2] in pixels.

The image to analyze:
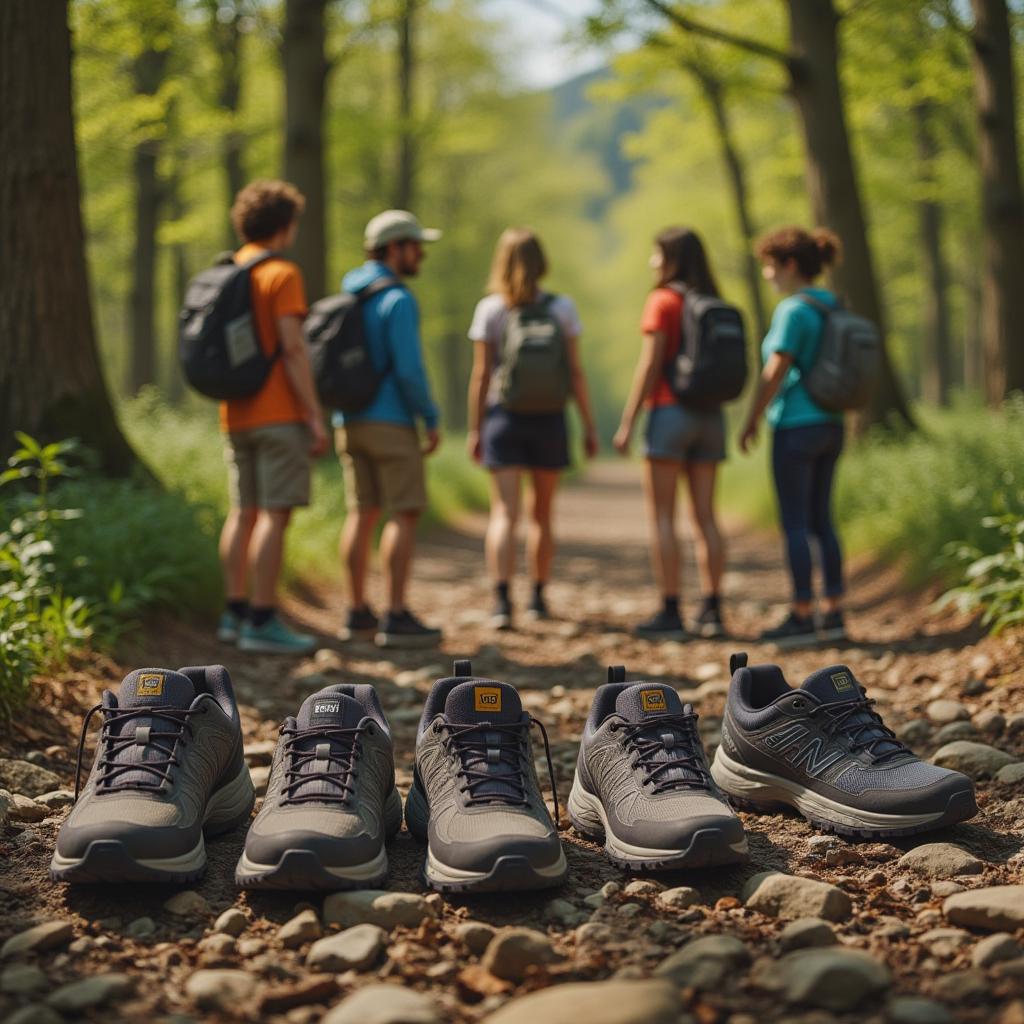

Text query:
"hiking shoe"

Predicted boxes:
[[760, 611, 816, 648], [239, 615, 316, 655], [693, 604, 726, 639], [568, 666, 748, 870], [375, 609, 441, 649], [523, 593, 550, 623], [819, 610, 847, 643], [711, 653, 979, 838], [236, 685, 402, 890], [338, 606, 379, 642], [490, 598, 513, 632], [405, 659, 566, 892], [217, 609, 243, 644], [51, 666, 254, 884], [633, 609, 687, 641]]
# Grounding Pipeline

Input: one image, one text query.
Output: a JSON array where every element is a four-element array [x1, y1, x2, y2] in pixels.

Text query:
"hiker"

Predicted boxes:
[[613, 227, 736, 641], [466, 227, 598, 629], [335, 210, 443, 648], [738, 226, 847, 646], [216, 180, 327, 654]]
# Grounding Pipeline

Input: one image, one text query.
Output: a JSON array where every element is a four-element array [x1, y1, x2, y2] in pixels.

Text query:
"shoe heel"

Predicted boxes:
[[404, 782, 430, 840], [710, 749, 793, 813], [566, 781, 605, 841], [204, 763, 256, 836]]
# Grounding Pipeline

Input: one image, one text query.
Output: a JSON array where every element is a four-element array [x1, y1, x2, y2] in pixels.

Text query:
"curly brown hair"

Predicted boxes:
[[755, 226, 842, 280], [230, 180, 305, 243]]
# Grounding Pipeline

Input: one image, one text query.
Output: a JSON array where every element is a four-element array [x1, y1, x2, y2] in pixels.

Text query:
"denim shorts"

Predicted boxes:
[[481, 406, 569, 470], [644, 404, 726, 463]]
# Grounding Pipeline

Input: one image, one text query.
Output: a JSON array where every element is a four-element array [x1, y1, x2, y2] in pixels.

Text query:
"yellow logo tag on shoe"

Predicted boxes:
[[474, 686, 502, 713], [831, 671, 854, 694], [641, 689, 667, 713], [137, 673, 165, 697]]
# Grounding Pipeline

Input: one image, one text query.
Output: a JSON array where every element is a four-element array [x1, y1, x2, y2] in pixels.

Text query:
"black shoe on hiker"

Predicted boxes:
[[339, 605, 379, 642], [375, 609, 442, 649], [490, 597, 513, 631], [819, 610, 847, 643], [634, 609, 687, 642], [523, 583, 551, 623], [693, 599, 725, 639], [760, 611, 816, 648]]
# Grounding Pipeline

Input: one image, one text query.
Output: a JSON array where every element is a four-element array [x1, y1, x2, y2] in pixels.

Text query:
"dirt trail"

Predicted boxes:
[[3, 460, 1024, 1023]]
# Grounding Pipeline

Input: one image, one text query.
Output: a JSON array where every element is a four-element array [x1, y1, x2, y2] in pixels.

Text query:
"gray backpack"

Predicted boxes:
[[798, 294, 881, 412], [495, 295, 571, 414]]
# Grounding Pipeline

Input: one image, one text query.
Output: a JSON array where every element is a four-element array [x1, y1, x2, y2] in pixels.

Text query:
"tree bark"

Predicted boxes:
[[970, 0, 1024, 403], [283, 0, 330, 301], [0, 0, 138, 475], [394, 0, 416, 209]]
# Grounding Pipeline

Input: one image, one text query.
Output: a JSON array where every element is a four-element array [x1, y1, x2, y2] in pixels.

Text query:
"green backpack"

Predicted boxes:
[[495, 295, 572, 414]]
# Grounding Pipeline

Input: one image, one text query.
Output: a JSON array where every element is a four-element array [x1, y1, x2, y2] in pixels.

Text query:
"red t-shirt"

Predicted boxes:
[[640, 287, 683, 409]]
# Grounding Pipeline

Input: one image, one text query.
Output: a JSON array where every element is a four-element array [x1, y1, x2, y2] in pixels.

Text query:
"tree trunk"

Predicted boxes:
[[283, 0, 329, 301], [786, 0, 913, 430], [394, 0, 416, 209], [0, 0, 138, 475], [165, 149, 189, 404], [913, 100, 952, 407], [206, 0, 245, 246], [970, 0, 1024, 403]]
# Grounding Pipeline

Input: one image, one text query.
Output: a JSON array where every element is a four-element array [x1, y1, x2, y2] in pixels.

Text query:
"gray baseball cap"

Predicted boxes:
[[364, 210, 442, 249]]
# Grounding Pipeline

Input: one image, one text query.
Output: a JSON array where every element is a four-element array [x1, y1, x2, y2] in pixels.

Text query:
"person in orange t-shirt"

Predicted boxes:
[[216, 180, 328, 655], [613, 227, 729, 641]]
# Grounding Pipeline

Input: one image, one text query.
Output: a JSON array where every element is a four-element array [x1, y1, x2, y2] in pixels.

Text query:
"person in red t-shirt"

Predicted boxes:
[[613, 227, 729, 639]]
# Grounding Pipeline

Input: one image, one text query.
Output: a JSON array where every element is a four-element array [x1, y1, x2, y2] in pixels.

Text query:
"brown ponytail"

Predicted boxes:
[[755, 226, 842, 280]]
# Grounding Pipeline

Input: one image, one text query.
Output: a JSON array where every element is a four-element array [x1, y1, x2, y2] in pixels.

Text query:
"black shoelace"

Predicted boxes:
[[280, 723, 368, 805], [809, 695, 908, 761], [436, 717, 560, 825], [74, 703, 195, 800], [611, 712, 710, 793]]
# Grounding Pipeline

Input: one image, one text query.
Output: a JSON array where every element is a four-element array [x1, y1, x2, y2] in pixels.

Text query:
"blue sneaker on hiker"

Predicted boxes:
[[239, 614, 316, 655], [217, 610, 243, 644]]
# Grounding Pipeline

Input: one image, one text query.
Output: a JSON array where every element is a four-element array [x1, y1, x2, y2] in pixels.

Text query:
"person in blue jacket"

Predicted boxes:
[[334, 210, 443, 649], [738, 226, 847, 648]]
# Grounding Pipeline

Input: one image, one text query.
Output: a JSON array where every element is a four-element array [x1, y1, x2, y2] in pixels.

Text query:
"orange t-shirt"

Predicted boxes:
[[219, 244, 309, 433], [640, 287, 684, 409]]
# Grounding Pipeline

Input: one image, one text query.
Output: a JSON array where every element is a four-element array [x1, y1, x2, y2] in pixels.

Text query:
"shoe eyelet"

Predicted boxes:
[[791, 699, 805, 710]]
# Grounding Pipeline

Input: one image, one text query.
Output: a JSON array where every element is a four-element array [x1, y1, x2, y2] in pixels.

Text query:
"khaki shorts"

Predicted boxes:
[[335, 422, 426, 514], [225, 422, 312, 509]]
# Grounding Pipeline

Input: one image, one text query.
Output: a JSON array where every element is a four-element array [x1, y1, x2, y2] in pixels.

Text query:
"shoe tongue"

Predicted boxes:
[[614, 683, 684, 723], [287, 690, 366, 803], [443, 680, 523, 725], [799, 665, 861, 705], [119, 668, 194, 709], [296, 689, 366, 730]]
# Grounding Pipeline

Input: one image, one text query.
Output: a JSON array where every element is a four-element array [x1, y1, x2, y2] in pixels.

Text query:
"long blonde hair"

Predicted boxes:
[[487, 227, 547, 307]]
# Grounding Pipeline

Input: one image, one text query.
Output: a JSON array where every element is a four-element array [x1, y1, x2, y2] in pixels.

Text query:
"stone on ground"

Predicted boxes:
[[306, 924, 386, 972], [927, 700, 969, 724], [777, 948, 890, 1010], [656, 886, 700, 910], [455, 921, 495, 955], [897, 843, 983, 879], [886, 996, 954, 1023], [931, 741, 1017, 779], [277, 908, 321, 948], [1, 964, 48, 995], [125, 917, 156, 939], [482, 979, 680, 1024], [0, 760, 61, 797], [481, 928, 562, 982], [743, 871, 852, 922], [47, 973, 134, 1012], [323, 890, 435, 930], [322, 983, 441, 1024], [1, 921, 74, 959], [10, 794, 48, 822], [163, 890, 210, 917], [186, 968, 256, 1010], [655, 934, 749, 988], [944, 887, 1024, 931], [779, 917, 837, 951], [972, 932, 1021, 967], [214, 908, 248, 936], [997, 763, 1024, 785], [5, 1005, 63, 1024]]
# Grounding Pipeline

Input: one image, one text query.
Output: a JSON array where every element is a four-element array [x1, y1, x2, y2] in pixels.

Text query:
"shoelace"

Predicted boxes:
[[74, 703, 195, 800], [809, 695, 908, 761], [437, 717, 560, 824], [611, 712, 709, 793], [280, 723, 368, 805]]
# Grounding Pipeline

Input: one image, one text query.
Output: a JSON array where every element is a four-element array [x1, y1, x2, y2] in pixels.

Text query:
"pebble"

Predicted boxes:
[[997, 763, 1024, 785], [1, 921, 74, 959], [237, 938, 265, 958], [897, 843, 983, 879], [323, 891, 435, 930], [972, 932, 1021, 966], [931, 881, 965, 898], [200, 932, 236, 956], [481, 928, 562, 982], [974, 709, 1006, 736], [897, 719, 931, 745], [455, 921, 495, 955], [655, 934, 749, 989], [777, 948, 891, 1010], [4, 1006, 63, 1024], [886, 997, 954, 1024], [0, 788, 10, 826], [306, 924, 386, 972], [920, 927, 971, 958], [1, 963, 48, 994], [622, 880, 663, 896], [481, 979, 680, 1024], [927, 700, 970, 724], [932, 741, 1017, 779], [214, 908, 248, 936], [9, 795, 48, 822], [0, 759, 61, 797], [125, 917, 157, 939], [944, 886, 1024, 931], [322, 984, 441, 1024], [278, 909, 322, 948], [779, 917, 837, 951], [575, 923, 611, 945], [742, 871, 852, 922], [46, 973, 134, 1012], [164, 891, 211, 917], [1007, 713, 1024, 736], [934, 722, 979, 744], [185, 968, 256, 1009], [656, 886, 700, 910], [34, 790, 74, 808], [931, 968, 988, 1002]]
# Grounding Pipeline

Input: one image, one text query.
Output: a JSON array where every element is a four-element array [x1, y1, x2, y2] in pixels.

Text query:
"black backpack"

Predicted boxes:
[[178, 251, 281, 400], [304, 277, 400, 413], [666, 284, 748, 411]]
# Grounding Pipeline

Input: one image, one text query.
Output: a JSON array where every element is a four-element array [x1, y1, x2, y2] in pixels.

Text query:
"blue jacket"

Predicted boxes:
[[331, 261, 439, 430]]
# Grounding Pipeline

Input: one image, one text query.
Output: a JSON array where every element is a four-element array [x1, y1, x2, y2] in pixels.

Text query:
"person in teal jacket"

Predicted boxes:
[[738, 226, 847, 647]]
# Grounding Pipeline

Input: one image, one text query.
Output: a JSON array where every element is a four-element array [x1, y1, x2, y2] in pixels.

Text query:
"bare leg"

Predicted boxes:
[[248, 509, 292, 607], [340, 506, 381, 608], [643, 459, 682, 599], [684, 461, 725, 597], [381, 511, 419, 613], [485, 469, 521, 585], [219, 507, 257, 601], [526, 469, 560, 584]]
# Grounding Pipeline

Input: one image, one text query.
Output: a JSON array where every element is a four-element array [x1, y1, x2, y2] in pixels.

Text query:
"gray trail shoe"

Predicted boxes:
[[406, 660, 567, 893], [568, 666, 748, 871], [236, 684, 402, 890], [711, 653, 979, 838], [51, 666, 254, 884]]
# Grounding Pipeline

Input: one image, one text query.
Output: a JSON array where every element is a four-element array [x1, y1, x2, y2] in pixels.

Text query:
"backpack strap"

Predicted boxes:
[[349, 275, 403, 380], [236, 250, 286, 364]]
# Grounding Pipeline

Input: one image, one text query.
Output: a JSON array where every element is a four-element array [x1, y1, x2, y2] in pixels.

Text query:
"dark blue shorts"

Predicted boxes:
[[481, 406, 569, 470]]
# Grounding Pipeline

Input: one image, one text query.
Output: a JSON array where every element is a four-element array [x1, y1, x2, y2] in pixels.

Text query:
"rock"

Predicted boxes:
[[935, 722, 979, 744], [34, 790, 74, 809], [932, 880, 965, 898], [46, 973, 134, 1012], [481, 928, 562, 982], [545, 899, 583, 926], [974, 709, 1006, 736], [185, 969, 256, 1010], [622, 880, 663, 896], [972, 933, 1021, 966], [243, 740, 277, 765], [0, 788, 11, 826], [237, 938, 265, 957], [931, 969, 988, 1002], [886, 997, 954, 1024], [1007, 713, 1024, 736], [164, 890, 210, 917], [997, 763, 1024, 785], [1, 963, 48, 994], [250, 766, 270, 795], [898, 843, 983, 879], [0, 759, 61, 797], [199, 933, 236, 959], [306, 924, 386, 972], [323, 891, 435, 930], [927, 699, 969, 724], [214, 908, 248, 936], [455, 921, 495, 956], [656, 886, 700, 910], [9, 795, 48, 822], [655, 934, 749, 989], [278, 909, 321, 948], [944, 886, 1024, 931], [1, 921, 74, 959], [125, 917, 157, 939], [743, 871, 852, 922], [575, 922, 611, 945], [4, 1006, 64, 1024], [932, 741, 1017, 779], [920, 927, 971, 958], [779, 917, 837, 952], [481, 979, 681, 1024], [257, 976, 338, 1015], [898, 720, 931, 745], [778, 948, 890, 1010], [322, 984, 441, 1024]]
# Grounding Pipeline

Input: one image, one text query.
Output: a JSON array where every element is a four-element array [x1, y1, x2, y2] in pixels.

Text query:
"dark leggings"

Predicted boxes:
[[771, 423, 844, 603]]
